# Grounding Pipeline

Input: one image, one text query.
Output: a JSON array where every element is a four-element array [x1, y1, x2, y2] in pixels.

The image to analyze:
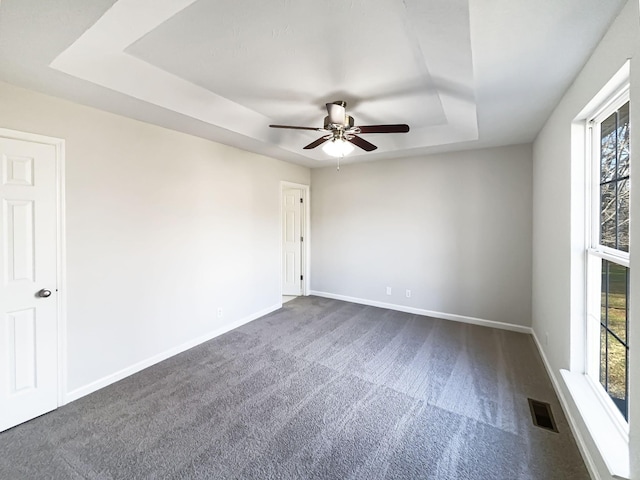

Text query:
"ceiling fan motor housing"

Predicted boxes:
[[324, 115, 354, 131]]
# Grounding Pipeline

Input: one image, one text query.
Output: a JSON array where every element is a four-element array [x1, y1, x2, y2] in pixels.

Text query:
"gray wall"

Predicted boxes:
[[0, 80, 310, 396], [311, 144, 533, 327], [532, 0, 639, 477]]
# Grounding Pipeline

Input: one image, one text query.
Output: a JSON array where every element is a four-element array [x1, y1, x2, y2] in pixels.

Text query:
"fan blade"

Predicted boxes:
[[303, 137, 330, 149], [348, 135, 377, 152], [269, 124, 323, 131], [357, 124, 410, 134], [326, 102, 347, 125]]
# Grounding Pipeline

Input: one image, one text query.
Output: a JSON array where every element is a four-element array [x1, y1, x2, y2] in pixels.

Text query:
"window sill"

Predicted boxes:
[[560, 369, 629, 479]]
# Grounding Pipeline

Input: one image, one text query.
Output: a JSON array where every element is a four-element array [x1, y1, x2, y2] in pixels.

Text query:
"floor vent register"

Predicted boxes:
[[527, 398, 558, 433]]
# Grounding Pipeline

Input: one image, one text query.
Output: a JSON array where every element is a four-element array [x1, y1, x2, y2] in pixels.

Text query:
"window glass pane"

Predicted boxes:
[[599, 259, 629, 420], [601, 260, 609, 326], [617, 179, 630, 252], [600, 182, 616, 248], [601, 112, 617, 183], [606, 262, 627, 342], [618, 102, 630, 179], [600, 325, 607, 387], [606, 333, 628, 419]]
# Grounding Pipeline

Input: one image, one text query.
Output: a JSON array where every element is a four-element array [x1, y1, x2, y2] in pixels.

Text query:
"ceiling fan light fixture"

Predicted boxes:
[[322, 138, 354, 157]]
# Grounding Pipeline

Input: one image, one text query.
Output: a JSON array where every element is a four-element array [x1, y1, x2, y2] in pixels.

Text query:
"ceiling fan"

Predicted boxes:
[[269, 101, 410, 157]]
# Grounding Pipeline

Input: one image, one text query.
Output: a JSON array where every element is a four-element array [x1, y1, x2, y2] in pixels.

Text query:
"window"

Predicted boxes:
[[587, 92, 630, 422]]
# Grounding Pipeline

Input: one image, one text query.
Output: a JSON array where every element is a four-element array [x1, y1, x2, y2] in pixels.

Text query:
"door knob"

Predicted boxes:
[[37, 289, 52, 298]]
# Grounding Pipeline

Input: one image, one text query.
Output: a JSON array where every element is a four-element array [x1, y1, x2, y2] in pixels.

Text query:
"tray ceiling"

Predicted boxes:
[[0, 0, 627, 167]]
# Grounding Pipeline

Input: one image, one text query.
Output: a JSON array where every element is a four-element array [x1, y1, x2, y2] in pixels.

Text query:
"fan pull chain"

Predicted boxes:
[[337, 153, 341, 171]]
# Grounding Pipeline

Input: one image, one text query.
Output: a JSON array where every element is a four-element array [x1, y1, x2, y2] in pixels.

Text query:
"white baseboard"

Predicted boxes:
[[530, 331, 600, 480], [309, 290, 533, 334], [64, 303, 281, 404]]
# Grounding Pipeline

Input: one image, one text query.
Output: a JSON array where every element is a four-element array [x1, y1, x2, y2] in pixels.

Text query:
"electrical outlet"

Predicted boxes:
[[217, 308, 223, 318], [406, 289, 411, 298], [386, 286, 392, 295]]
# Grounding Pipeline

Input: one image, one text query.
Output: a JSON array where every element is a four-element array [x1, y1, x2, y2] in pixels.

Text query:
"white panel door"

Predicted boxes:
[[0, 137, 58, 432], [282, 188, 302, 296]]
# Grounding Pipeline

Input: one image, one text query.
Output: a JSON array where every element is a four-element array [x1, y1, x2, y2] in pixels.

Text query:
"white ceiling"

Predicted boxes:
[[0, 0, 627, 167]]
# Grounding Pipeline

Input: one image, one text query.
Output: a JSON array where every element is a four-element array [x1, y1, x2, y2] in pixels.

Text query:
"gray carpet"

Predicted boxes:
[[0, 296, 589, 479]]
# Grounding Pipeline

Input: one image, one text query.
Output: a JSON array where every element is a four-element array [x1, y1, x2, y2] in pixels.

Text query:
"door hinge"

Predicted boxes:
[[300, 275, 303, 281], [300, 198, 303, 203], [301, 236, 304, 242]]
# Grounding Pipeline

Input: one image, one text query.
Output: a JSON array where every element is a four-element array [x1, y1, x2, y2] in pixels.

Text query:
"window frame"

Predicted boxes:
[[585, 86, 630, 436]]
